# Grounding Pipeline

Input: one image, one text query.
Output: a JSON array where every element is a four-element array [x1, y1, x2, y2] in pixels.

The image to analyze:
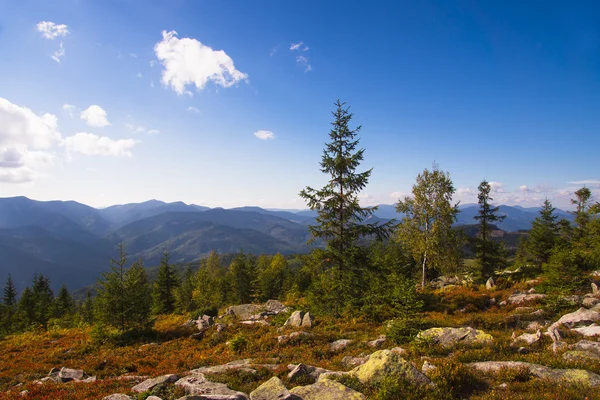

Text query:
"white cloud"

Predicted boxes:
[[290, 41, 309, 51], [570, 179, 600, 188], [295, 55, 312, 72], [80, 105, 110, 128], [36, 21, 70, 39], [186, 106, 200, 114], [254, 130, 275, 140], [125, 123, 146, 133], [147, 129, 160, 135], [51, 42, 66, 63], [489, 181, 504, 193], [62, 104, 77, 118], [390, 191, 407, 200], [154, 30, 248, 95], [519, 185, 530, 192], [63, 132, 139, 157], [0, 97, 61, 183]]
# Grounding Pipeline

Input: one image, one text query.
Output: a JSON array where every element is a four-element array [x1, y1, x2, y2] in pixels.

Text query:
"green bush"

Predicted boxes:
[[228, 333, 249, 353], [386, 318, 422, 344]]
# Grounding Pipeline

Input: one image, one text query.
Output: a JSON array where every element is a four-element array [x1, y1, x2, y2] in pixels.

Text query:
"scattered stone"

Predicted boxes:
[[191, 359, 269, 375], [422, 360, 437, 375], [511, 330, 542, 346], [563, 350, 600, 363], [496, 383, 508, 389], [486, 277, 495, 290], [249, 376, 292, 400], [277, 335, 289, 344], [390, 347, 407, 356], [514, 307, 535, 314], [572, 324, 600, 337], [416, 327, 493, 348], [517, 347, 528, 354], [226, 304, 264, 320], [216, 323, 226, 333], [146, 397, 163, 400], [570, 339, 600, 353], [499, 301, 507, 306], [301, 312, 314, 328], [506, 293, 546, 305], [197, 315, 214, 331], [341, 355, 370, 368], [289, 379, 365, 400], [19, 391, 28, 397], [592, 282, 599, 295], [240, 320, 269, 326], [431, 276, 460, 290], [367, 335, 386, 348], [468, 361, 600, 387], [174, 372, 248, 398], [103, 395, 133, 400], [552, 307, 600, 329], [526, 321, 550, 331], [290, 331, 311, 340], [284, 311, 305, 327], [288, 363, 331, 382], [329, 339, 353, 352], [349, 349, 432, 386], [528, 288, 537, 294], [583, 297, 600, 308], [132, 374, 179, 393], [182, 319, 196, 328]]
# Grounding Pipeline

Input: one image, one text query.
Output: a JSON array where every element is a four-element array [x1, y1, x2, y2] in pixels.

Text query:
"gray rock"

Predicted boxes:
[[301, 312, 313, 328], [216, 323, 226, 333], [175, 372, 248, 399], [183, 319, 196, 328], [485, 277, 495, 290], [422, 360, 437, 375], [341, 355, 370, 368], [552, 307, 600, 329], [250, 376, 292, 400], [563, 350, 600, 362], [264, 300, 289, 314], [329, 339, 353, 352], [277, 335, 289, 344], [132, 374, 179, 393], [570, 339, 600, 353], [511, 330, 542, 346], [367, 335, 386, 348], [582, 297, 600, 308], [592, 282, 599, 295], [191, 359, 259, 375], [290, 379, 365, 400], [284, 311, 304, 327], [572, 324, 600, 337], [287, 363, 331, 382], [506, 293, 546, 305], [416, 327, 493, 348], [146, 397, 163, 400], [103, 395, 133, 400], [390, 347, 407, 356], [58, 367, 88, 382]]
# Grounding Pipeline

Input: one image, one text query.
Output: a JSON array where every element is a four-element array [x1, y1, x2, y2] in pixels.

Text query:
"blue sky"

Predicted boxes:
[[0, 0, 598, 209]]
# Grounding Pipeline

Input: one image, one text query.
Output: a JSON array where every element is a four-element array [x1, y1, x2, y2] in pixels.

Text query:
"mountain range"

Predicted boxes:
[[0, 196, 574, 291]]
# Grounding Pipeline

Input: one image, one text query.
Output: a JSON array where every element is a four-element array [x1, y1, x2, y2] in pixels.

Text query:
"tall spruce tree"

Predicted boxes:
[[299, 100, 392, 314], [31, 274, 53, 327], [226, 253, 255, 305], [395, 164, 462, 287], [519, 198, 559, 267], [193, 251, 224, 313], [3, 275, 17, 307], [175, 266, 195, 313], [473, 180, 506, 279], [571, 187, 594, 238], [152, 249, 179, 314], [53, 284, 74, 318]]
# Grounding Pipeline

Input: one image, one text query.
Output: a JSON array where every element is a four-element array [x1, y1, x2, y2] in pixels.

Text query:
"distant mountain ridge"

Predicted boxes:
[[0, 196, 574, 291]]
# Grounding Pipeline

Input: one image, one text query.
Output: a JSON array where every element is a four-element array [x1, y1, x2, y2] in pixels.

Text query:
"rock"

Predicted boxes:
[[592, 282, 599, 295], [329, 339, 353, 352], [528, 288, 537, 294], [216, 323, 226, 333], [526, 321, 550, 331], [416, 327, 493, 348], [175, 372, 248, 399], [506, 293, 546, 305], [341, 355, 370, 368], [552, 307, 600, 329], [499, 301, 507, 306], [284, 311, 305, 327], [572, 324, 600, 337], [249, 376, 292, 400], [514, 307, 534, 314], [570, 339, 600, 353], [191, 359, 263, 375], [19, 390, 28, 397], [582, 297, 600, 308], [226, 304, 264, 320], [563, 350, 600, 362], [468, 361, 600, 387], [301, 312, 313, 328], [265, 300, 289, 314], [146, 397, 163, 400], [290, 379, 365, 400], [422, 360, 437, 375], [132, 374, 179, 393], [197, 315, 214, 331], [183, 319, 196, 328], [561, 295, 582, 305], [350, 349, 431, 386], [517, 347, 528, 354], [288, 363, 331, 382], [240, 320, 269, 326], [277, 335, 289, 344], [390, 347, 407, 356], [103, 395, 133, 400], [496, 383, 508, 389], [367, 335, 386, 348], [430, 275, 460, 289], [486, 277, 495, 290], [511, 330, 542, 346], [57, 367, 88, 382]]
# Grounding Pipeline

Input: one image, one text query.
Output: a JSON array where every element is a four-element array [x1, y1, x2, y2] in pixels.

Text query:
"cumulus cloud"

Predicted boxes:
[[0, 97, 61, 182], [489, 181, 504, 193], [154, 30, 248, 95], [51, 42, 66, 63], [63, 133, 139, 157], [36, 21, 70, 39], [290, 41, 312, 71], [254, 130, 275, 140], [137, 72, 143, 78], [80, 105, 110, 128]]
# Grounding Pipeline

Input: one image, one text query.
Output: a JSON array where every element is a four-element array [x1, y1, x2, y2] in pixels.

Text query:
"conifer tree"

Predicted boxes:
[[255, 253, 287, 301], [152, 249, 179, 314], [571, 187, 594, 238], [17, 286, 36, 327], [226, 252, 255, 305], [31, 274, 54, 327], [175, 266, 195, 313], [519, 198, 559, 267], [3, 275, 17, 307], [53, 284, 74, 318], [124, 261, 152, 330], [473, 180, 506, 279], [193, 251, 224, 312], [395, 164, 461, 287], [81, 290, 94, 324], [299, 100, 392, 314]]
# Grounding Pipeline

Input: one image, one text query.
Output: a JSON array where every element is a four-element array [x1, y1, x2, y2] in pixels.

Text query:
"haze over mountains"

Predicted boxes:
[[0, 196, 574, 291]]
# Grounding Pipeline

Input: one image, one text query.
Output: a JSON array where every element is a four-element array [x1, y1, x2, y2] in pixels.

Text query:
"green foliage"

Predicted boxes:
[[193, 250, 225, 311], [396, 164, 462, 287], [228, 333, 249, 353], [540, 247, 586, 294], [175, 266, 195, 314], [473, 180, 507, 280], [226, 252, 255, 305], [427, 359, 486, 399], [3, 275, 17, 307], [517, 199, 559, 269], [152, 249, 179, 314], [254, 253, 287, 301]]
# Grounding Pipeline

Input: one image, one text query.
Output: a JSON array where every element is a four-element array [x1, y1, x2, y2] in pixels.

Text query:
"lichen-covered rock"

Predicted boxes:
[[191, 359, 265, 375], [563, 350, 600, 362], [329, 339, 353, 352], [287, 363, 331, 382], [511, 330, 541, 346], [486, 277, 495, 290], [55, 367, 89, 382], [103, 395, 133, 400], [132, 374, 178, 393], [289, 379, 365, 400], [174, 372, 248, 398], [506, 293, 546, 305], [416, 327, 493, 348], [552, 307, 600, 329], [367, 335, 386, 348], [301, 312, 313, 328], [284, 311, 304, 327], [468, 361, 600, 387], [582, 297, 600, 308], [421, 360, 437, 376], [341, 355, 369, 368], [572, 324, 600, 337], [250, 376, 292, 400], [349, 349, 431, 386]]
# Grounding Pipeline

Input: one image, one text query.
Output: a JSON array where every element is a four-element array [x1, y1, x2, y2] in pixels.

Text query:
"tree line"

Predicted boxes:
[[1, 100, 599, 339]]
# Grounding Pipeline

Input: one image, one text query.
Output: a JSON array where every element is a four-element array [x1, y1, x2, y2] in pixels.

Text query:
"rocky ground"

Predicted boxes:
[[2, 282, 600, 399]]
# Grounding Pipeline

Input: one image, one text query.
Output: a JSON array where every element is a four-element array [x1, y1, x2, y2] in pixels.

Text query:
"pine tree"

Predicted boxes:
[[255, 253, 287, 301], [53, 285, 74, 318], [473, 180, 506, 279], [571, 187, 594, 238], [299, 100, 392, 314], [395, 164, 462, 287], [193, 251, 224, 313], [31, 274, 54, 327], [152, 249, 179, 314], [520, 198, 559, 268], [175, 266, 195, 313], [81, 290, 94, 324], [17, 287, 36, 327], [3, 275, 17, 307], [226, 253, 255, 305], [124, 261, 152, 331]]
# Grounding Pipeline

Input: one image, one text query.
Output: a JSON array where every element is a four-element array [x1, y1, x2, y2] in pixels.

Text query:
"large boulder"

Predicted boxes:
[[103, 395, 133, 400], [468, 361, 600, 387], [288, 363, 332, 382], [226, 304, 264, 320], [552, 307, 600, 329], [572, 324, 600, 337], [132, 374, 179, 393], [250, 376, 292, 400], [284, 311, 305, 327], [301, 312, 313, 328], [416, 327, 493, 348], [175, 372, 248, 399], [349, 349, 431, 386], [290, 379, 365, 400], [506, 293, 546, 305]]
